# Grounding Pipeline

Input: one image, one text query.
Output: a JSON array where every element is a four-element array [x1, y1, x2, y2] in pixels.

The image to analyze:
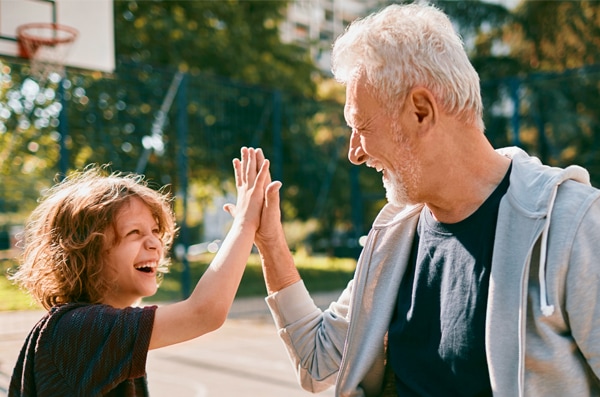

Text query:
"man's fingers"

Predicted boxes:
[[265, 181, 282, 209], [259, 148, 273, 186]]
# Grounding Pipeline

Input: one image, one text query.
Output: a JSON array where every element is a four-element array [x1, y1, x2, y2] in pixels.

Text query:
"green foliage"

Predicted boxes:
[[0, 257, 41, 311], [508, 1, 600, 183], [114, 0, 317, 97], [0, 63, 64, 217], [437, 0, 600, 186], [513, 1, 600, 70]]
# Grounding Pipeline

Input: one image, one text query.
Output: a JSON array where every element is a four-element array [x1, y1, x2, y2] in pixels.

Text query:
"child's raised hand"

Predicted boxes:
[[223, 147, 270, 230]]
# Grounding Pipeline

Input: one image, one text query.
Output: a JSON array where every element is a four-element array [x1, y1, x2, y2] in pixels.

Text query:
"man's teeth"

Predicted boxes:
[[367, 162, 383, 172]]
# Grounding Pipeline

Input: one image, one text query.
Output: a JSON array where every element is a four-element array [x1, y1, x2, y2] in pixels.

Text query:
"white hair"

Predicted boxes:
[[332, 3, 483, 130]]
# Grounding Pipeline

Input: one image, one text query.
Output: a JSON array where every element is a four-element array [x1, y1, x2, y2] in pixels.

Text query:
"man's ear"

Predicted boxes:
[[408, 87, 437, 129]]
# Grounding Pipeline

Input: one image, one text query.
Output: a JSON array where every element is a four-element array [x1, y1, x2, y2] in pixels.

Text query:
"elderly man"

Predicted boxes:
[[254, 3, 600, 396]]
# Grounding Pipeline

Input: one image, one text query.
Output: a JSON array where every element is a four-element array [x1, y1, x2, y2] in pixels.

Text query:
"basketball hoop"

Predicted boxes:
[[16, 23, 78, 84]]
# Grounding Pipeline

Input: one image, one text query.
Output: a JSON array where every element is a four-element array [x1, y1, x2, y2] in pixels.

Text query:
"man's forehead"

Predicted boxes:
[[344, 102, 360, 124], [344, 77, 374, 122]]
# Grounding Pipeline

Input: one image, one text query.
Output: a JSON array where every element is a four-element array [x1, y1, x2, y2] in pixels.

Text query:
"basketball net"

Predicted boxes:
[[16, 23, 78, 85]]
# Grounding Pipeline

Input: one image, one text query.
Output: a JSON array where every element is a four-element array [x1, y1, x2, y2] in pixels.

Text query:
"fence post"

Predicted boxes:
[[350, 166, 363, 239], [533, 91, 548, 164], [509, 77, 521, 147], [177, 73, 191, 299], [272, 90, 283, 184]]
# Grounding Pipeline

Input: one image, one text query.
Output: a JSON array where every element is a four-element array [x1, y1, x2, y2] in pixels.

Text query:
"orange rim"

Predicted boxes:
[[17, 23, 78, 47]]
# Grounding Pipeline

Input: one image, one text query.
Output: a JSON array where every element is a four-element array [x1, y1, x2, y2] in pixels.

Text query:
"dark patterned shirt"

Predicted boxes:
[[9, 303, 156, 397]]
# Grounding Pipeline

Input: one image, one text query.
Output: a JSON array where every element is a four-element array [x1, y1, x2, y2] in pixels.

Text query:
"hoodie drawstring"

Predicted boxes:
[[539, 183, 559, 317]]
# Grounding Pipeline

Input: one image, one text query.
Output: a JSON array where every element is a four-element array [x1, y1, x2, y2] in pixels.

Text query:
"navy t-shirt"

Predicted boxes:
[[388, 164, 511, 396]]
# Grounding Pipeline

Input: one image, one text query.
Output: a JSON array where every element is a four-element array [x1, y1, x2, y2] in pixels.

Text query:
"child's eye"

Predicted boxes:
[[127, 229, 140, 236]]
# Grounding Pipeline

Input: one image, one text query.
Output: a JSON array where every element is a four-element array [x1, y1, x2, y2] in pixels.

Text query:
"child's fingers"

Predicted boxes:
[[223, 203, 236, 217], [243, 147, 261, 185], [249, 149, 257, 181], [254, 159, 271, 190], [240, 147, 249, 184], [256, 148, 272, 186], [232, 158, 242, 187], [256, 148, 265, 173]]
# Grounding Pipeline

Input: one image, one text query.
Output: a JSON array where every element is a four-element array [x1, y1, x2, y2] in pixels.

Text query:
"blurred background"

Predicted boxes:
[[1, 0, 600, 305]]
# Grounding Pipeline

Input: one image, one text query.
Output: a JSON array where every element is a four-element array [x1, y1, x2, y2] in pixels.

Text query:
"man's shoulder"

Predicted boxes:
[[554, 179, 600, 225]]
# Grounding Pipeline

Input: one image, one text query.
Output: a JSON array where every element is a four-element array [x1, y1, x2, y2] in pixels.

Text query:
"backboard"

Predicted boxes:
[[0, 0, 114, 73]]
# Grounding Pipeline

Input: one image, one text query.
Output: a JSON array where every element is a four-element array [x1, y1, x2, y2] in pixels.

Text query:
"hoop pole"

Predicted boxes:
[[51, 0, 57, 26], [135, 71, 185, 174]]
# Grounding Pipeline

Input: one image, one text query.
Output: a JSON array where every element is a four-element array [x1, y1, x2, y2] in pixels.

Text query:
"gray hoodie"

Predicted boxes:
[[266, 147, 600, 396]]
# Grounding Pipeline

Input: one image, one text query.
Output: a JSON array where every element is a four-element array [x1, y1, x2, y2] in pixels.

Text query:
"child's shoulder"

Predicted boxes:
[[38, 303, 105, 336], [48, 303, 153, 325], [34, 303, 156, 344]]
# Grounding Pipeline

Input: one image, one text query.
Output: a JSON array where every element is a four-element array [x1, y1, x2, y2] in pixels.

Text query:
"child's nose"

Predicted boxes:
[[144, 234, 161, 250]]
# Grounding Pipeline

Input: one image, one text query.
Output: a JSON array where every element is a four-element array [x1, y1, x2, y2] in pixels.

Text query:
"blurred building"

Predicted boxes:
[[280, 0, 382, 74], [280, 0, 522, 74]]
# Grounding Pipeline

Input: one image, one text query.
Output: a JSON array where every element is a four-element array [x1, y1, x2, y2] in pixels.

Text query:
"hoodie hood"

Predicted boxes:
[[497, 146, 590, 214]]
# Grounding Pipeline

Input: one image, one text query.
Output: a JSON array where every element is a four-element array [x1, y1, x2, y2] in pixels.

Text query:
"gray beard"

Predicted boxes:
[[383, 171, 410, 207]]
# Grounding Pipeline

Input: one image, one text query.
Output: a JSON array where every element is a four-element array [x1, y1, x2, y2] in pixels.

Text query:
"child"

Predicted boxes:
[[8, 147, 276, 396]]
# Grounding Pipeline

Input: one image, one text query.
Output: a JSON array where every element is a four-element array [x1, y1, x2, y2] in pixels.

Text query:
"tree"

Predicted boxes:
[[506, 1, 600, 184], [1, 1, 323, 237], [0, 63, 63, 219], [114, 0, 317, 97]]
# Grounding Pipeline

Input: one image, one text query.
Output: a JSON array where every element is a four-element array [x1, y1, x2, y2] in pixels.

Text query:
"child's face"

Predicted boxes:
[[102, 196, 163, 308]]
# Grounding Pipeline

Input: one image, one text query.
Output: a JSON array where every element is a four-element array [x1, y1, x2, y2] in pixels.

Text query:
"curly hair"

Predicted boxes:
[[9, 166, 177, 310], [331, 3, 484, 131]]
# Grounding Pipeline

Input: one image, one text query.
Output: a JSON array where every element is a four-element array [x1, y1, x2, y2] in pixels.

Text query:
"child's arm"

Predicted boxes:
[[149, 147, 269, 349]]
